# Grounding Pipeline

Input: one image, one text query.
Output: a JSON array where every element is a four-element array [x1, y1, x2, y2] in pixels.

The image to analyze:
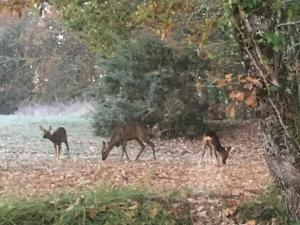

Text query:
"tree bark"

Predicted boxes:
[[260, 116, 300, 220], [232, 2, 300, 220]]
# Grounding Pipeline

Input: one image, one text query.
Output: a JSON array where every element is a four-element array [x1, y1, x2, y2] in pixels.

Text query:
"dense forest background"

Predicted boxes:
[[0, 11, 95, 114], [0, 2, 252, 137]]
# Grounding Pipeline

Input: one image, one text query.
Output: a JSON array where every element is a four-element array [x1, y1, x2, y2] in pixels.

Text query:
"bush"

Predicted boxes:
[[90, 34, 207, 137], [0, 18, 34, 114], [236, 186, 299, 225]]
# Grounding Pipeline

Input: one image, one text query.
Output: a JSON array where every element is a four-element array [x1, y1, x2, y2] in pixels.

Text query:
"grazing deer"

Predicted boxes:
[[101, 121, 156, 160], [39, 125, 70, 159], [202, 131, 231, 165]]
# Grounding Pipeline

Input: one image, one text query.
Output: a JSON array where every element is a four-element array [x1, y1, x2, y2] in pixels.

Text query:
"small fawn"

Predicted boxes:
[[202, 131, 231, 165], [39, 125, 70, 159], [101, 121, 156, 160]]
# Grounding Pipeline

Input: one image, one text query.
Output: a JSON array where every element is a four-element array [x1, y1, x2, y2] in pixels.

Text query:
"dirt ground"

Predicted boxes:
[[0, 118, 271, 224]]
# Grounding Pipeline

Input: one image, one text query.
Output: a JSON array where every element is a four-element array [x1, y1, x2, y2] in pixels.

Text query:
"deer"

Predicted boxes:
[[202, 131, 231, 165], [101, 121, 156, 161], [39, 125, 70, 159]]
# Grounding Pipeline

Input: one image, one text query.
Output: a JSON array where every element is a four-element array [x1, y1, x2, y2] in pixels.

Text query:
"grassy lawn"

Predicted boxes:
[[0, 187, 192, 225]]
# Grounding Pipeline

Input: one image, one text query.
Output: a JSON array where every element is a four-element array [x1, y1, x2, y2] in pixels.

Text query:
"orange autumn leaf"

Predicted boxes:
[[229, 90, 244, 102], [252, 78, 263, 88], [225, 73, 233, 82], [244, 76, 263, 89], [246, 95, 257, 108], [245, 220, 256, 225], [216, 79, 227, 87]]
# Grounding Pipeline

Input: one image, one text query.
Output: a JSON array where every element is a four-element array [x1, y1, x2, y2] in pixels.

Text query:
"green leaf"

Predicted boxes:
[[261, 32, 285, 52]]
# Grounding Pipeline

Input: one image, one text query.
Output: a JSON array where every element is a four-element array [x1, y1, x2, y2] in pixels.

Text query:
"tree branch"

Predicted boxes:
[[276, 20, 300, 28]]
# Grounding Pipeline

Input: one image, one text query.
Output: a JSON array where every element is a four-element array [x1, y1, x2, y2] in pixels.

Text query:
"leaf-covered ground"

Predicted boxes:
[[0, 116, 271, 224]]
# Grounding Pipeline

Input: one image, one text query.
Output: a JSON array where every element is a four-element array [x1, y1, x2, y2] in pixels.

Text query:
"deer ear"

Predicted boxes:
[[49, 126, 52, 131], [39, 125, 45, 132], [102, 141, 106, 146]]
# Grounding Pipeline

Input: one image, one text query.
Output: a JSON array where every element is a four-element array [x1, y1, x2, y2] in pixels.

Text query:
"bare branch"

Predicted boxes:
[[276, 20, 300, 28], [268, 98, 291, 139]]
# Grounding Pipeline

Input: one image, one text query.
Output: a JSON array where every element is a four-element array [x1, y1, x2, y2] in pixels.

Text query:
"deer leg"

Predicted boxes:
[[58, 144, 62, 159], [221, 152, 228, 165], [121, 145, 124, 159], [213, 147, 220, 166], [65, 140, 70, 159], [54, 144, 57, 159], [141, 136, 156, 160], [121, 142, 130, 160], [120, 142, 124, 159], [208, 145, 214, 163], [209, 145, 213, 158], [202, 142, 207, 158], [135, 138, 146, 160]]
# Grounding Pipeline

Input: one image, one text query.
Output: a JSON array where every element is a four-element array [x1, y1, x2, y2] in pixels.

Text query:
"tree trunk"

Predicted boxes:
[[232, 2, 300, 220], [260, 116, 300, 220]]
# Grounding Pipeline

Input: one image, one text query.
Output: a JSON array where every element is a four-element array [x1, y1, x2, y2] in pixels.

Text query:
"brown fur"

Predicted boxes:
[[39, 125, 69, 159], [102, 121, 155, 160], [202, 131, 231, 165]]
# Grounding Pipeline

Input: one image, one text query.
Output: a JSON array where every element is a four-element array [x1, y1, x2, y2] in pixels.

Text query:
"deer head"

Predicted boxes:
[[101, 141, 110, 160], [39, 125, 52, 139]]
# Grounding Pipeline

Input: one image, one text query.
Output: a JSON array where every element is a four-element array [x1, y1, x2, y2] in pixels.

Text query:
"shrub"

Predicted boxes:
[[236, 186, 299, 225], [90, 34, 207, 137]]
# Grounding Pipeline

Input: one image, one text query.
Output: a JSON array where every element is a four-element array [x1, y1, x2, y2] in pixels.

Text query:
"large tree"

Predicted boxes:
[[231, 0, 300, 220]]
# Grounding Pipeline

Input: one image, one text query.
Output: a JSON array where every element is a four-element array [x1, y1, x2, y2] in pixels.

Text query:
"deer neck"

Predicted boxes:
[[49, 134, 59, 144], [102, 143, 114, 159]]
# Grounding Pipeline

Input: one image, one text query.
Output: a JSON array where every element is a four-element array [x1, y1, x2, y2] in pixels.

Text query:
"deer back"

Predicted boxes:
[[40, 125, 67, 144], [52, 127, 67, 144], [101, 121, 148, 160], [111, 121, 147, 141]]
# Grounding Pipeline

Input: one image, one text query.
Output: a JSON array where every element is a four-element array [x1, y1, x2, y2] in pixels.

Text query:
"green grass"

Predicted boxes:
[[0, 114, 91, 135], [0, 187, 192, 225], [236, 186, 299, 225]]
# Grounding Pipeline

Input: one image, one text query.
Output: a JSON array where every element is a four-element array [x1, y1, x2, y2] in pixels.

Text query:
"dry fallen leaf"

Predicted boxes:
[[222, 207, 235, 217], [244, 219, 256, 225], [229, 90, 245, 102], [246, 95, 257, 108], [216, 79, 228, 87]]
